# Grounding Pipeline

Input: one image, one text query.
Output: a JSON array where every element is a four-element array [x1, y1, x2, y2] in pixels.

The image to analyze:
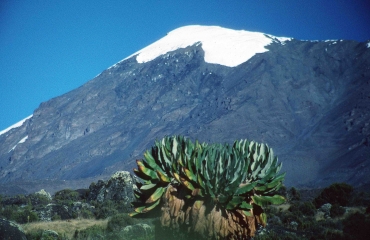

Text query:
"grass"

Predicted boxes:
[[21, 218, 108, 239]]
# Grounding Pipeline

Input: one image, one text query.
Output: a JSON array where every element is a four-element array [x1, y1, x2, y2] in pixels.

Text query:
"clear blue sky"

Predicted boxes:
[[1, 0, 369, 130]]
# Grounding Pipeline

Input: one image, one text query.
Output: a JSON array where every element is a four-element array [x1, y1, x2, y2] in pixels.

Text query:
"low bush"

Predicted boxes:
[[80, 208, 95, 219], [366, 205, 370, 214], [0, 204, 39, 224], [342, 212, 370, 240], [54, 189, 80, 202], [330, 204, 345, 218], [288, 187, 301, 201], [314, 183, 353, 208], [73, 225, 106, 240], [288, 201, 316, 217], [107, 213, 137, 232]]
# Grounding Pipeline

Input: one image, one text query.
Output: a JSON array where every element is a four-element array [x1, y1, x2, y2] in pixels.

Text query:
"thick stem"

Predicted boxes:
[[160, 184, 259, 239]]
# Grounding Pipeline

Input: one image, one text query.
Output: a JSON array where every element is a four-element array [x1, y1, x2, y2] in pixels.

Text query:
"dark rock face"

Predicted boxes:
[[0, 218, 27, 240], [0, 38, 369, 193]]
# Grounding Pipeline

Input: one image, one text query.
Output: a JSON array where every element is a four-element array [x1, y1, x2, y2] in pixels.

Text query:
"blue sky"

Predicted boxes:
[[1, 0, 369, 130]]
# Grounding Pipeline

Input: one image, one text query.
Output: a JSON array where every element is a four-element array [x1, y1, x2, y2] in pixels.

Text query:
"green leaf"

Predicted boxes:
[[160, 145, 172, 167], [134, 206, 146, 213], [235, 182, 256, 195], [268, 172, 286, 185], [252, 195, 286, 207], [226, 196, 244, 210], [156, 170, 171, 183], [239, 201, 253, 210], [259, 212, 267, 226], [172, 137, 179, 158], [197, 173, 206, 190], [137, 160, 158, 180], [217, 195, 230, 204], [142, 199, 161, 213], [183, 167, 197, 182], [129, 212, 140, 217], [133, 168, 151, 180], [140, 183, 157, 191], [143, 150, 158, 170], [180, 176, 195, 191], [173, 172, 181, 183], [254, 185, 268, 192], [146, 187, 166, 203]]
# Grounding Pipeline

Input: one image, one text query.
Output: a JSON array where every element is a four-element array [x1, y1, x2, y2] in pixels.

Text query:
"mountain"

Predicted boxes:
[[1, 25, 369, 195]]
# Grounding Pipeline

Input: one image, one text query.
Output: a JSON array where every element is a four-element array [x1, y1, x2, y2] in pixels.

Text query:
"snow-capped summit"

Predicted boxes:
[[1, 25, 369, 195], [122, 25, 291, 67]]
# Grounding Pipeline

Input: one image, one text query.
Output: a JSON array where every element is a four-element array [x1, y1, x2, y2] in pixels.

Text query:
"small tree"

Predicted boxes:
[[130, 136, 286, 239]]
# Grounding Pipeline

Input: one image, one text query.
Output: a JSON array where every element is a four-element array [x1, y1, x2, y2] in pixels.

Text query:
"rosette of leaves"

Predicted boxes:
[[130, 135, 285, 238]]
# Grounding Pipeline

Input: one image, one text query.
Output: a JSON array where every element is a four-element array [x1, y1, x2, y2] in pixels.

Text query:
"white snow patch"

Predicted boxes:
[[8, 135, 28, 153], [367, 42, 370, 48], [18, 135, 28, 144], [112, 25, 291, 68], [0, 115, 32, 136]]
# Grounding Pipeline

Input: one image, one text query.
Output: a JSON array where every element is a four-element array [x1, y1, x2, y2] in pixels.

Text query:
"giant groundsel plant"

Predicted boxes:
[[130, 135, 286, 239]]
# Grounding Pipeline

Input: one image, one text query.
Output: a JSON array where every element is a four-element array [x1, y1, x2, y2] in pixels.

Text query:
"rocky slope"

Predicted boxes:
[[0, 26, 369, 194]]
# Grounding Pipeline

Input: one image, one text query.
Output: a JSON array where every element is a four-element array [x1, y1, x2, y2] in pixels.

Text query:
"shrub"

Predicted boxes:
[[288, 187, 300, 201], [299, 201, 316, 216], [107, 213, 137, 232], [73, 225, 106, 240], [25, 229, 44, 240], [342, 212, 370, 240], [313, 183, 353, 208], [80, 208, 95, 219], [330, 204, 345, 218], [51, 214, 62, 221], [366, 205, 370, 214], [1, 194, 28, 206], [54, 189, 80, 202], [0, 204, 39, 224], [28, 193, 51, 206], [92, 200, 119, 219], [288, 201, 315, 216]]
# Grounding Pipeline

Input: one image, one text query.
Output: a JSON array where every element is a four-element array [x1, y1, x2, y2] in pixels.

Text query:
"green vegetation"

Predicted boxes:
[[0, 142, 369, 240], [54, 189, 80, 202], [313, 182, 353, 208], [342, 212, 370, 240], [0, 182, 369, 240], [330, 203, 345, 218], [131, 135, 286, 238]]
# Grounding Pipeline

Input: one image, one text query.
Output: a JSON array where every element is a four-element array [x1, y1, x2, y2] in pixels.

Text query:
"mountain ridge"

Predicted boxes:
[[1, 25, 369, 195]]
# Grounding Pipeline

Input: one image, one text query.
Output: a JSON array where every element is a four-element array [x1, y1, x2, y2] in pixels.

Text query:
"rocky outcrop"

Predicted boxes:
[[37, 203, 72, 221], [0, 218, 27, 240], [88, 171, 138, 210], [317, 203, 332, 219], [35, 189, 52, 201], [36, 201, 95, 221]]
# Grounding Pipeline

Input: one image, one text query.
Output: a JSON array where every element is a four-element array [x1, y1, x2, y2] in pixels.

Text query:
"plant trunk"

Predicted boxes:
[[160, 184, 260, 239]]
